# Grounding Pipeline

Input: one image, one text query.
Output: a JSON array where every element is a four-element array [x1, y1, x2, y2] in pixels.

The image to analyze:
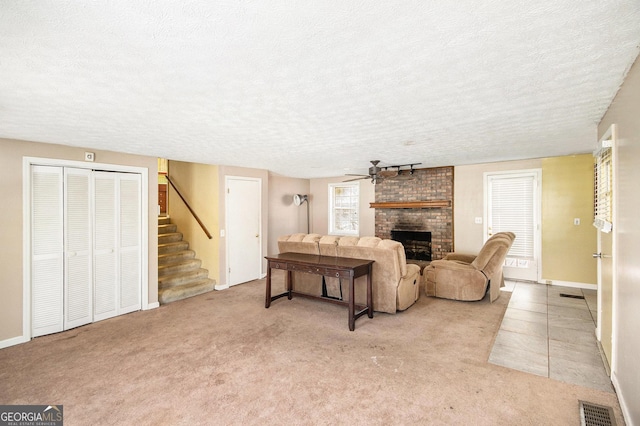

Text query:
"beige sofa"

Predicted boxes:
[[423, 232, 515, 302], [277, 233, 421, 313]]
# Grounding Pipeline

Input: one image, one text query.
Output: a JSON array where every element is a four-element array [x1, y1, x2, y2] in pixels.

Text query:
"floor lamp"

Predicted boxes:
[[293, 194, 309, 233]]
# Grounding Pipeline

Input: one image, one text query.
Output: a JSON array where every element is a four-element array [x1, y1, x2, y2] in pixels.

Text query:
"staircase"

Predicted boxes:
[[158, 217, 215, 304]]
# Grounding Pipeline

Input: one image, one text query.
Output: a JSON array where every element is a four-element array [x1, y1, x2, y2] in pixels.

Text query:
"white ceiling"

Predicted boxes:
[[1, 2, 639, 179]]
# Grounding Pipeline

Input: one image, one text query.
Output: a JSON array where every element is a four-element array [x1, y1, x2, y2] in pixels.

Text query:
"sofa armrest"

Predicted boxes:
[[424, 260, 488, 300], [396, 263, 421, 311], [443, 253, 477, 263]]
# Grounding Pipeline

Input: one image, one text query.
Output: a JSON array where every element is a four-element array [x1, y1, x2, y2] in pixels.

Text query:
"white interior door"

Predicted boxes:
[[486, 170, 541, 282], [226, 177, 261, 286], [594, 125, 616, 370], [597, 230, 614, 369]]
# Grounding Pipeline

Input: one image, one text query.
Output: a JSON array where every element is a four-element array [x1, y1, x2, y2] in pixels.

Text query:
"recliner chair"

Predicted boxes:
[[424, 232, 515, 302]]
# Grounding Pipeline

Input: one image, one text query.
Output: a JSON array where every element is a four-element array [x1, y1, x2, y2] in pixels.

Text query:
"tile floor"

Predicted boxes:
[[489, 280, 613, 392]]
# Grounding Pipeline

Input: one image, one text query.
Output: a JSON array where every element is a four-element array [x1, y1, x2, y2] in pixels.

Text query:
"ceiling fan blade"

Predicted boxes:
[[344, 174, 369, 177], [343, 176, 368, 182]]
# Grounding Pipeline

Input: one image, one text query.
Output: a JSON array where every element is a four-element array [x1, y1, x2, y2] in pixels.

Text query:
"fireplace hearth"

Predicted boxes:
[[391, 230, 432, 261]]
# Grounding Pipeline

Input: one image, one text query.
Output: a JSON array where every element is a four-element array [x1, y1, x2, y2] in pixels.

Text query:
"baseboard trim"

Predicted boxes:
[[539, 279, 597, 290], [144, 302, 160, 310], [611, 372, 632, 426], [215, 284, 229, 291], [0, 335, 29, 350]]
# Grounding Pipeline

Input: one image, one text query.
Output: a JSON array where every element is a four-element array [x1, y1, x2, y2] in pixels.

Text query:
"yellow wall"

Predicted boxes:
[[454, 155, 597, 285], [168, 161, 220, 284], [541, 155, 597, 284]]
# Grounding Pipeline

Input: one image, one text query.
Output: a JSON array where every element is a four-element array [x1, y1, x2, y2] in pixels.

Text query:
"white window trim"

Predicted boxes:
[[328, 182, 359, 236]]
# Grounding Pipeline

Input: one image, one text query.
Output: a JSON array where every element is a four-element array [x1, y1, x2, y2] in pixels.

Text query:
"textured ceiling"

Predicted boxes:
[[1, 1, 639, 178]]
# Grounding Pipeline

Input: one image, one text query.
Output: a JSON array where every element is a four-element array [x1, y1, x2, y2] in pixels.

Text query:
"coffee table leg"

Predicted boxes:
[[287, 270, 293, 300], [348, 276, 355, 331], [265, 262, 272, 308]]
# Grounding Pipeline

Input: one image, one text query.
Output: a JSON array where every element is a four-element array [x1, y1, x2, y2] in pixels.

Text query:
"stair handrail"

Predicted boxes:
[[165, 175, 213, 240]]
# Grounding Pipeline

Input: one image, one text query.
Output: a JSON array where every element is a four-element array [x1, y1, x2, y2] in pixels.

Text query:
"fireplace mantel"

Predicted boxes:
[[370, 200, 450, 209]]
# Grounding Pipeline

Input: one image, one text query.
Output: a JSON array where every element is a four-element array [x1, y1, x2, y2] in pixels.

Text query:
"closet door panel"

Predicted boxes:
[[64, 168, 93, 329], [93, 172, 118, 321], [31, 166, 64, 337], [119, 174, 142, 313]]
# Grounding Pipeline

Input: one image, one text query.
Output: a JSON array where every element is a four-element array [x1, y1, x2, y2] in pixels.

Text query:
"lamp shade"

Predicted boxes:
[[293, 194, 308, 206]]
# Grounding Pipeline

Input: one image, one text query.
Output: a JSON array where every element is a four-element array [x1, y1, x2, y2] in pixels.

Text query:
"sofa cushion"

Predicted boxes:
[[337, 236, 360, 246], [277, 233, 320, 255], [318, 235, 340, 257], [357, 236, 382, 247]]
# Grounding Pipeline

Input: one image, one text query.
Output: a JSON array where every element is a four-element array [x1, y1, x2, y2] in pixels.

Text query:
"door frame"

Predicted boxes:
[[224, 175, 263, 288], [22, 156, 150, 343], [484, 168, 542, 283]]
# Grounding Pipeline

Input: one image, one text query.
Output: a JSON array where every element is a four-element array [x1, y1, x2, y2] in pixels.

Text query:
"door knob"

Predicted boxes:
[[592, 252, 602, 258]]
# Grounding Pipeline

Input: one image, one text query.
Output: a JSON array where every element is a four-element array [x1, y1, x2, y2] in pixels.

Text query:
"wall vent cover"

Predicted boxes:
[[560, 293, 585, 299], [579, 400, 616, 426]]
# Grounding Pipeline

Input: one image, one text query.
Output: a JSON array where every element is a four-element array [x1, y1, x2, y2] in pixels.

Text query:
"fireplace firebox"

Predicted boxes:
[[391, 230, 432, 261]]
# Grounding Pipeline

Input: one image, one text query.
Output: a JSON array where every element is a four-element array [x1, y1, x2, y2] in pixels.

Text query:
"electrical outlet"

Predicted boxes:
[[474, 217, 482, 224]]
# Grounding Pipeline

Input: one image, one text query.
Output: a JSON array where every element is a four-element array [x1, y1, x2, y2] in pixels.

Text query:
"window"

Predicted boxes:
[[329, 183, 359, 236], [594, 146, 613, 232]]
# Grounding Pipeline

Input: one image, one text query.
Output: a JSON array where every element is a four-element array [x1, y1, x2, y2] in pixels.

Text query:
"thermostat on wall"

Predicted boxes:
[[85, 152, 95, 162]]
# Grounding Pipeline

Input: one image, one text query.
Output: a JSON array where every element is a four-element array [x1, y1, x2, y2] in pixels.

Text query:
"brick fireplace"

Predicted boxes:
[[374, 166, 453, 260]]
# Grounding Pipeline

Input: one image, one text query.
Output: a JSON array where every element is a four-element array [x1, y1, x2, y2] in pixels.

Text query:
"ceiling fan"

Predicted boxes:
[[344, 160, 422, 184]]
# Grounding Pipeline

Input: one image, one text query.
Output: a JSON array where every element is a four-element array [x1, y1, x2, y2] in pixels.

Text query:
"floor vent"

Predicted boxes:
[[560, 293, 585, 299], [579, 401, 616, 426]]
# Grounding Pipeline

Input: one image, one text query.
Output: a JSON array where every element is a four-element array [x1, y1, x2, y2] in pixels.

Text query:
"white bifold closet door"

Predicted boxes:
[[31, 166, 65, 337], [31, 166, 141, 337], [64, 167, 94, 330], [117, 173, 142, 314], [93, 171, 142, 321]]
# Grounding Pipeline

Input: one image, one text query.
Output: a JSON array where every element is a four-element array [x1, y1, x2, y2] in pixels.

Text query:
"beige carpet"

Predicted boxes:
[[0, 277, 623, 425]]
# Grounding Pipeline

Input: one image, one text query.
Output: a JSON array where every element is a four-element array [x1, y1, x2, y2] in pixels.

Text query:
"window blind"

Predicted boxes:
[[489, 175, 535, 258], [593, 147, 612, 232]]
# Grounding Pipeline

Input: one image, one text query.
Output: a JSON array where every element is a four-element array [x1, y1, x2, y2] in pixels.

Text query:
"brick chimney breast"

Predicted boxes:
[[374, 166, 453, 260]]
